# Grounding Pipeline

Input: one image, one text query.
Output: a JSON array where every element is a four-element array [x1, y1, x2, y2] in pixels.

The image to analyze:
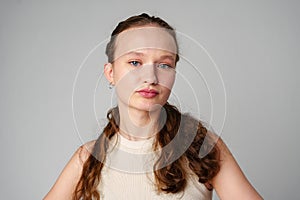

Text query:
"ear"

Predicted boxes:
[[104, 63, 114, 84]]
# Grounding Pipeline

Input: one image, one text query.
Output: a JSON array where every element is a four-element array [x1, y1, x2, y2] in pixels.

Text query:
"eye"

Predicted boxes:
[[157, 63, 172, 69], [129, 60, 142, 67]]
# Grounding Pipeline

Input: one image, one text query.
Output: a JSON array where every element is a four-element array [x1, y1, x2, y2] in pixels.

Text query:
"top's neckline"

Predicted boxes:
[[117, 133, 155, 150]]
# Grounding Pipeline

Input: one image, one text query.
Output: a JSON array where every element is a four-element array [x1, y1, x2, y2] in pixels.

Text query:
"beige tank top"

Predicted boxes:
[[97, 133, 212, 200]]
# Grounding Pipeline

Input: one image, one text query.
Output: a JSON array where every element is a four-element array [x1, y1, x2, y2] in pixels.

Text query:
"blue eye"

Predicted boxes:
[[157, 63, 172, 69], [129, 61, 141, 67]]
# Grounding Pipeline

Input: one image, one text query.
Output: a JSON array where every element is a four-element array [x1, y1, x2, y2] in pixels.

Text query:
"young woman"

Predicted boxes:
[[44, 13, 263, 200]]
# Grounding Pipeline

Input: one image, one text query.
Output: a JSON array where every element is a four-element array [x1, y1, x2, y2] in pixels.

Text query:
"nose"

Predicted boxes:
[[142, 64, 158, 84]]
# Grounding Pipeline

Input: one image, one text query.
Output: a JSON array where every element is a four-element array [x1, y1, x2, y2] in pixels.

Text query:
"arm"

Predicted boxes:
[[212, 138, 263, 200], [43, 143, 93, 200]]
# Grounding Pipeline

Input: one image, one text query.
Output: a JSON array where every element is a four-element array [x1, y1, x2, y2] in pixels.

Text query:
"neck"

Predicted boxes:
[[117, 102, 164, 141]]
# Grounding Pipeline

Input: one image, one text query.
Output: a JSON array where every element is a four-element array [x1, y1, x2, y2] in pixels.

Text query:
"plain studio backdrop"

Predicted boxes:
[[1, 1, 299, 199]]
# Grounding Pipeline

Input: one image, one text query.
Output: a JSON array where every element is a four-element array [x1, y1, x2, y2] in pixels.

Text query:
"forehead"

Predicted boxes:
[[113, 26, 177, 61]]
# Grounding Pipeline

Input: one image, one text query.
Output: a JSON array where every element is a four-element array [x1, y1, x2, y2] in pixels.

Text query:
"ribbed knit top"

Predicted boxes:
[[97, 133, 212, 200]]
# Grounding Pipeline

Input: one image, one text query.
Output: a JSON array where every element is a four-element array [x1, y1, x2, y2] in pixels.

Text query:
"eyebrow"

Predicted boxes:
[[125, 51, 176, 62], [125, 51, 145, 57]]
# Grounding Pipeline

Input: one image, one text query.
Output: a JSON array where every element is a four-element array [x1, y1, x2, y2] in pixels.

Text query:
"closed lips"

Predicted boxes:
[[137, 88, 159, 98], [137, 89, 158, 93]]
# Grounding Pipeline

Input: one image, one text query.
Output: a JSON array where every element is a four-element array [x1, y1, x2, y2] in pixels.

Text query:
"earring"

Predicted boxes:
[[109, 82, 114, 89]]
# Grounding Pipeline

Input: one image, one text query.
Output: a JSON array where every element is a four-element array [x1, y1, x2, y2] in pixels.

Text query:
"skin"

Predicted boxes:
[[106, 49, 176, 140], [44, 26, 263, 200], [108, 26, 177, 140]]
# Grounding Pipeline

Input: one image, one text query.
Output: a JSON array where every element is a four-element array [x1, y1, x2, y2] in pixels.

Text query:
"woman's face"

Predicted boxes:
[[104, 26, 178, 112]]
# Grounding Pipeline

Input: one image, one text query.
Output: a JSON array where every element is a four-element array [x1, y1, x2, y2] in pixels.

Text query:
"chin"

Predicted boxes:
[[133, 102, 165, 112]]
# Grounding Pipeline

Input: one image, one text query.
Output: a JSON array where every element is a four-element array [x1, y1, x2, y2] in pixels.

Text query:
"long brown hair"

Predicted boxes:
[[73, 13, 220, 200]]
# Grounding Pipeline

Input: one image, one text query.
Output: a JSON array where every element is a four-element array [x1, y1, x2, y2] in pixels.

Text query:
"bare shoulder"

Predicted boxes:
[[76, 140, 96, 164], [205, 130, 237, 160], [43, 140, 96, 200], [209, 133, 263, 200], [63, 140, 96, 168], [211, 133, 232, 158]]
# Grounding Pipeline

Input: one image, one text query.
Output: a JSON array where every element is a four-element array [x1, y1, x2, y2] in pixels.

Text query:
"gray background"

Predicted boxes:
[[1, 0, 299, 199]]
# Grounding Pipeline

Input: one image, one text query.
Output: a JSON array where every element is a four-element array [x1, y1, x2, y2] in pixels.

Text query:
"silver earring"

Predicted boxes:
[[109, 82, 114, 89]]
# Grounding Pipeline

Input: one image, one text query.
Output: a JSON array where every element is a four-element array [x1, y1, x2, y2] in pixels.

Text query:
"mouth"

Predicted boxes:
[[136, 88, 159, 98]]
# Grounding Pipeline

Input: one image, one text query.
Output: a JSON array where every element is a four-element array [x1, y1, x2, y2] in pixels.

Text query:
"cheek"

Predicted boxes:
[[114, 69, 140, 102], [113, 66, 176, 102], [156, 71, 176, 90]]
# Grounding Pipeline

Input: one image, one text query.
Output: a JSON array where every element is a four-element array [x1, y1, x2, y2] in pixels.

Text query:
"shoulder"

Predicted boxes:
[[211, 136, 263, 200], [67, 140, 96, 168], [43, 140, 96, 200], [208, 132, 230, 158], [76, 140, 96, 165]]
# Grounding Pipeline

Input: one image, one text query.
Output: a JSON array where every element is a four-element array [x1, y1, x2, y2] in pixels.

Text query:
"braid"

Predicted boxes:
[[153, 103, 220, 194], [72, 107, 119, 200]]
